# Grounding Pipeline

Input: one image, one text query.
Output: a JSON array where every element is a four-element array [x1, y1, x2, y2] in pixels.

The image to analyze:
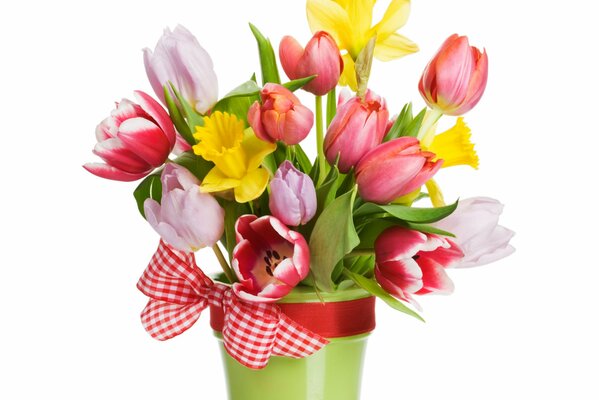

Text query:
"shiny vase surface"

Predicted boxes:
[[214, 287, 374, 400]]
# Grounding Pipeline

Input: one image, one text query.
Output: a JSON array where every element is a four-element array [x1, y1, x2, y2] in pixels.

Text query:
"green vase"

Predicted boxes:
[[213, 287, 374, 400]]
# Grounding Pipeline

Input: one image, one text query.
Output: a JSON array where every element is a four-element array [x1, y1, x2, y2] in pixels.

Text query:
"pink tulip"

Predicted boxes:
[[144, 164, 224, 252], [419, 34, 488, 116], [355, 137, 442, 204], [433, 197, 515, 268], [247, 83, 314, 145], [279, 31, 343, 96], [84, 91, 176, 182], [269, 161, 317, 226], [232, 215, 310, 303], [324, 89, 389, 173], [144, 25, 218, 114], [374, 227, 464, 307]]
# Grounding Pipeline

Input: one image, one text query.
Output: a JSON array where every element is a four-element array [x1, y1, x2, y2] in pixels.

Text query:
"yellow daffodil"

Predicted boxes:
[[427, 117, 479, 169], [307, 0, 418, 90], [193, 111, 276, 203]]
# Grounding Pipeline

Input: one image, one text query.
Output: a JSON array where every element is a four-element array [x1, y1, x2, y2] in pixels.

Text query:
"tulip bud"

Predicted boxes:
[[418, 34, 488, 116], [83, 91, 176, 181], [144, 25, 218, 114], [247, 83, 314, 145], [324, 89, 389, 173], [355, 137, 442, 204], [432, 197, 515, 268], [279, 31, 343, 96], [269, 161, 317, 226], [374, 227, 464, 307], [143, 164, 225, 252]]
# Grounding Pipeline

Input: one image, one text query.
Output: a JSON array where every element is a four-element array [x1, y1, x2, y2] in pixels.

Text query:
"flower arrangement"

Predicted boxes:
[[85, 0, 514, 397]]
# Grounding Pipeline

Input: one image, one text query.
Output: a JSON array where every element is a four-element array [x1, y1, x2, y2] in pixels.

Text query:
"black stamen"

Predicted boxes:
[[266, 250, 273, 258], [265, 265, 274, 276], [413, 255, 420, 260], [273, 251, 281, 260], [264, 256, 271, 266]]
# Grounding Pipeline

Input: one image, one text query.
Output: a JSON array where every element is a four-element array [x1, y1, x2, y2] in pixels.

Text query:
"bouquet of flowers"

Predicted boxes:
[[84, 0, 514, 398]]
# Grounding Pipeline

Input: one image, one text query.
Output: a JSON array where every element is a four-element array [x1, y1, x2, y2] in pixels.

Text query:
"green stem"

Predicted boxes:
[[212, 243, 235, 283], [315, 95, 326, 186], [416, 108, 443, 146]]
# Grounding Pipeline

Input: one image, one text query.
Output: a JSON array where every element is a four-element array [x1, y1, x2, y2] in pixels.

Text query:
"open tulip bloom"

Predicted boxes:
[[85, 0, 513, 343]]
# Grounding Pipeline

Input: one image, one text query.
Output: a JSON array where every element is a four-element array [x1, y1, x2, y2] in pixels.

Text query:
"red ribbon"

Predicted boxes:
[[137, 241, 329, 369]]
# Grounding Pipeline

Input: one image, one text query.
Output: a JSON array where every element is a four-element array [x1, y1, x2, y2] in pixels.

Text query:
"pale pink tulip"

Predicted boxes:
[[247, 83, 314, 145], [232, 215, 310, 303], [433, 197, 515, 268], [144, 25, 218, 114], [419, 34, 488, 116], [324, 89, 389, 173], [356, 137, 442, 204], [375, 227, 463, 307], [84, 91, 176, 181], [279, 31, 343, 95], [144, 164, 224, 252], [269, 161, 317, 226]]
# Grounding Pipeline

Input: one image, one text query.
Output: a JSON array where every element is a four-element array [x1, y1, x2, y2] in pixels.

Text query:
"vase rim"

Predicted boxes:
[[277, 285, 371, 304]]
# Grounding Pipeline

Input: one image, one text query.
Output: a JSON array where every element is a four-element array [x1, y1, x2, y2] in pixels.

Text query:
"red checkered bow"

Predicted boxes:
[[137, 241, 329, 369]]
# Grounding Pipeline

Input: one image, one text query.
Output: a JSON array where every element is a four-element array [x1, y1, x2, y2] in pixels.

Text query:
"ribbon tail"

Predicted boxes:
[[141, 298, 209, 341], [272, 314, 329, 358]]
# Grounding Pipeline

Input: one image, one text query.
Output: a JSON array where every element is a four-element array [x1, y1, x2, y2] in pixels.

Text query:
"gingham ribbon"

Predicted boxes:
[[137, 240, 328, 369]]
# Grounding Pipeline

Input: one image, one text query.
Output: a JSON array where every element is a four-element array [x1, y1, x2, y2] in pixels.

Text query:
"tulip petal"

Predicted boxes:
[[93, 138, 151, 174], [415, 257, 455, 295], [279, 36, 304, 80], [82, 163, 149, 182], [134, 90, 177, 147], [269, 178, 302, 226], [375, 227, 429, 261], [273, 258, 301, 287], [118, 117, 171, 167], [374, 33, 419, 62], [234, 167, 270, 203]]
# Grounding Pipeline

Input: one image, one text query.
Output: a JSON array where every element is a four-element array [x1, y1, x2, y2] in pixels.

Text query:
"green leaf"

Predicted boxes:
[[354, 200, 459, 224], [133, 174, 162, 218], [403, 107, 427, 138], [344, 269, 424, 321], [293, 144, 313, 174], [355, 220, 396, 250], [249, 23, 280, 85], [309, 187, 360, 291], [163, 85, 195, 146], [168, 83, 205, 134], [171, 152, 213, 181], [326, 87, 337, 127], [221, 201, 251, 260], [403, 222, 456, 237], [212, 80, 261, 122], [316, 165, 341, 211], [283, 76, 316, 92], [384, 103, 412, 142]]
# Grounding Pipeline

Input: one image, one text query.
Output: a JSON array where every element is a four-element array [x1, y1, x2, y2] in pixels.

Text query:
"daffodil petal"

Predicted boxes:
[[200, 167, 240, 193], [338, 54, 358, 91], [371, 0, 411, 41], [425, 179, 446, 208], [429, 117, 479, 169], [374, 33, 419, 62], [346, 0, 376, 49], [234, 167, 270, 203], [242, 128, 276, 171], [307, 0, 354, 54]]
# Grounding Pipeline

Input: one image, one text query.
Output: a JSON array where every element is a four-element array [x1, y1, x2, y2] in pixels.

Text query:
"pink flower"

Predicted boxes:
[[247, 83, 314, 145], [324, 89, 389, 173], [144, 164, 224, 252], [433, 197, 515, 268], [84, 91, 176, 181], [355, 137, 442, 204], [374, 227, 464, 307], [419, 34, 488, 116], [144, 25, 218, 114], [269, 161, 317, 226], [279, 31, 343, 96], [232, 215, 310, 303]]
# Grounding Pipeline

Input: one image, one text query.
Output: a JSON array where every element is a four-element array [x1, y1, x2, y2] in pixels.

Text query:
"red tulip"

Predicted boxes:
[[355, 137, 442, 204], [375, 227, 464, 307], [324, 89, 389, 173], [84, 91, 176, 181], [232, 215, 310, 303], [279, 31, 343, 96], [247, 83, 314, 145], [419, 34, 488, 116]]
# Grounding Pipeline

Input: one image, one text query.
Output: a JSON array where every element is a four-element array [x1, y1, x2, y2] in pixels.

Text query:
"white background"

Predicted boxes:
[[1, 0, 597, 399]]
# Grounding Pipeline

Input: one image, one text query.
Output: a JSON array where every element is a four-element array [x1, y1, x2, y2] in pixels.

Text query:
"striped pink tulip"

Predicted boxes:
[[232, 215, 310, 303], [419, 34, 488, 116], [279, 31, 343, 96], [375, 227, 464, 308], [84, 91, 176, 181], [356, 137, 442, 204]]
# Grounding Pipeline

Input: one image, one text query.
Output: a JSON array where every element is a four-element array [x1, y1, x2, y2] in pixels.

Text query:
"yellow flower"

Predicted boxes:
[[193, 111, 276, 203], [307, 0, 418, 90], [427, 117, 479, 169]]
